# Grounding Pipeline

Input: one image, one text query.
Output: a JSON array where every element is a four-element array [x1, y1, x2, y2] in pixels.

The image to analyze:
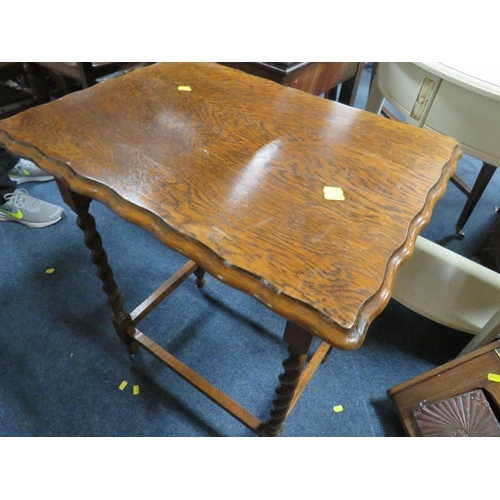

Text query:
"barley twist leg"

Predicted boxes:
[[56, 181, 138, 354], [262, 322, 313, 437]]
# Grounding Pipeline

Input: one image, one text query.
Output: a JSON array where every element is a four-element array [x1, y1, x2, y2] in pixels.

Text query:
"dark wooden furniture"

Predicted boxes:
[[23, 62, 150, 103], [388, 340, 500, 436], [220, 62, 365, 105], [0, 63, 37, 115], [0, 62, 460, 436], [0, 62, 24, 81]]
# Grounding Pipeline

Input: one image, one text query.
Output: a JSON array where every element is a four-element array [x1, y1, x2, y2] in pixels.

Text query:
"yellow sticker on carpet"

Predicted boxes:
[[333, 405, 344, 413]]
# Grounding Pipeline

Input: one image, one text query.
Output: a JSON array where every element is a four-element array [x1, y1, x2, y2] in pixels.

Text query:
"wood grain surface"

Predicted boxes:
[[0, 62, 460, 349]]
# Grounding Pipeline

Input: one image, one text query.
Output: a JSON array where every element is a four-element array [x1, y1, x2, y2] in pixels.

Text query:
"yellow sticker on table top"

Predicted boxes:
[[488, 373, 500, 383], [178, 85, 192, 91], [323, 186, 343, 194], [324, 193, 345, 201], [333, 405, 344, 413], [323, 186, 345, 201]]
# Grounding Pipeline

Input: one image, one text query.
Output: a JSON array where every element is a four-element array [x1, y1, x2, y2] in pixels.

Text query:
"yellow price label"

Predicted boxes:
[[323, 186, 345, 201]]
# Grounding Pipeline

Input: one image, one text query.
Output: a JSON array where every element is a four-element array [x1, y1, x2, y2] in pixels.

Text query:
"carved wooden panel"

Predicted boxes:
[[413, 389, 500, 437], [410, 77, 437, 122]]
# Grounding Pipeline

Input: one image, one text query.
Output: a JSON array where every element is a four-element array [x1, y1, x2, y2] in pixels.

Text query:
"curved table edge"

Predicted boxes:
[[0, 131, 461, 350]]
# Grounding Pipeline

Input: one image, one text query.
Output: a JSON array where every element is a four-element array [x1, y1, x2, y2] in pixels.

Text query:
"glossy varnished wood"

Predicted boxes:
[[220, 62, 363, 104], [0, 62, 460, 350]]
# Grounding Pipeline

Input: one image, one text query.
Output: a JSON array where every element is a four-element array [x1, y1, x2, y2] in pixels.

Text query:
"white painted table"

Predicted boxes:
[[366, 62, 500, 234]]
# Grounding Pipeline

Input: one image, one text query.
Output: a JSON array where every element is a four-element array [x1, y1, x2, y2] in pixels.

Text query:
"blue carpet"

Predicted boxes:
[[1, 64, 499, 439]]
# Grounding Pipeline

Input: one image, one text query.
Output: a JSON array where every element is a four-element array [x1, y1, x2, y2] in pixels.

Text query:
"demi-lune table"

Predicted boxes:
[[366, 62, 500, 235], [0, 62, 460, 436]]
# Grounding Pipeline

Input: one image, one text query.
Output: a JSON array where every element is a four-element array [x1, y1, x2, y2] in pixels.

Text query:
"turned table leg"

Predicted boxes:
[[262, 321, 314, 437], [455, 162, 497, 236], [194, 266, 206, 288], [56, 180, 138, 354]]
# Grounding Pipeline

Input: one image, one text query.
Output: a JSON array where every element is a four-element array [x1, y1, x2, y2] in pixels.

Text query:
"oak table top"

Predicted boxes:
[[0, 63, 461, 436], [0, 62, 460, 350], [0, 62, 461, 435]]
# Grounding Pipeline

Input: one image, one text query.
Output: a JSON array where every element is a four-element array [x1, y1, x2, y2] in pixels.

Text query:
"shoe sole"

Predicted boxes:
[[0, 211, 64, 228], [10, 175, 55, 184]]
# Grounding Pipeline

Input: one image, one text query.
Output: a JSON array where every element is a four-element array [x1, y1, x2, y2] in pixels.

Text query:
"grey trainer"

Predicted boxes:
[[9, 158, 54, 184], [0, 189, 64, 228]]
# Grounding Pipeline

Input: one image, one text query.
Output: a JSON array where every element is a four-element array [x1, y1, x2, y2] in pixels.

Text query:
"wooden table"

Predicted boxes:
[[0, 62, 460, 436]]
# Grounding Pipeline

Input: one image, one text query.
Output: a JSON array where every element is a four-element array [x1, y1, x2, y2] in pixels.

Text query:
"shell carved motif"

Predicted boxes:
[[413, 389, 500, 437]]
